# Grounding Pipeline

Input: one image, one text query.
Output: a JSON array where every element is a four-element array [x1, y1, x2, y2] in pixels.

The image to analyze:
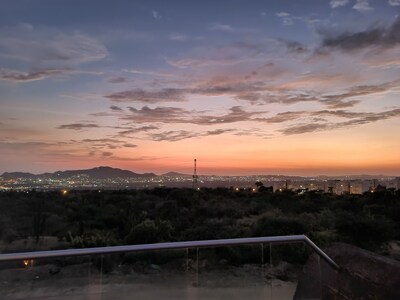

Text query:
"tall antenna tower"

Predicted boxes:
[[192, 158, 198, 190]]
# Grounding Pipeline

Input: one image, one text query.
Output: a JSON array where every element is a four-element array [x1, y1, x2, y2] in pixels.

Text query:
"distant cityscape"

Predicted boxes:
[[0, 166, 399, 195]]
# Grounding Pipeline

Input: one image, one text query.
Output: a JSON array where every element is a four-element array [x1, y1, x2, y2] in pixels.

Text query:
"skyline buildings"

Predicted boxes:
[[1, 0, 400, 176]]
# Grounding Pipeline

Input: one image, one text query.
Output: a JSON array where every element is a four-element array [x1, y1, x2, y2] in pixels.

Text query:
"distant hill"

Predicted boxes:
[[1, 172, 36, 179], [1, 166, 156, 179], [161, 171, 191, 177]]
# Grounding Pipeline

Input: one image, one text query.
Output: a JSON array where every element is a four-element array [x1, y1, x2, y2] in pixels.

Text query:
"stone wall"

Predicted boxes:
[[294, 243, 400, 300]]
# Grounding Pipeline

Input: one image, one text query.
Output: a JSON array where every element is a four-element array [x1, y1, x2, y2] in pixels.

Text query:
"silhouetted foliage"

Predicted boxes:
[[0, 187, 399, 266]]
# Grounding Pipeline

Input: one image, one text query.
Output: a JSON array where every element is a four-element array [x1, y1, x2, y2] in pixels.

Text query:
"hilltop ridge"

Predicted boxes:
[[1, 166, 156, 180]]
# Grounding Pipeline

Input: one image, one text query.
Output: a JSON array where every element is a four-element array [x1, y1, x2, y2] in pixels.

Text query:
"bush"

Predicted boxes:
[[125, 219, 173, 245]]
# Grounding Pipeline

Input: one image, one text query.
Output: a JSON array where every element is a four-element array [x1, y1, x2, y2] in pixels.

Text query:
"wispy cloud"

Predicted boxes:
[[280, 108, 400, 135], [123, 69, 175, 78], [152, 10, 161, 19], [330, 0, 349, 8], [57, 123, 100, 130], [107, 77, 128, 83], [169, 33, 189, 41], [352, 0, 374, 12], [276, 12, 294, 26], [150, 130, 197, 141], [124, 106, 192, 123], [208, 23, 234, 32], [119, 105, 265, 126], [283, 41, 309, 53], [389, 0, 400, 6], [105, 88, 186, 103], [117, 125, 159, 136], [275, 12, 319, 27], [149, 128, 234, 142], [110, 105, 123, 111], [122, 143, 137, 148], [167, 41, 276, 69], [102, 151, 113, 157], [0, 26, 108, 65], [256, 111, 308, 123], [189, 106, 266, 125], [0, 68, 73, 82]]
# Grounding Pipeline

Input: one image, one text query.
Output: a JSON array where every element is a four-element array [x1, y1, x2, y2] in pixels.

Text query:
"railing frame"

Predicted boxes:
[[0, 234, 340, 270]]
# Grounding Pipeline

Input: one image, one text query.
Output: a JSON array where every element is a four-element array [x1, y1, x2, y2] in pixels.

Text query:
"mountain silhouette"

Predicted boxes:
[[1, 166, 156, 179]]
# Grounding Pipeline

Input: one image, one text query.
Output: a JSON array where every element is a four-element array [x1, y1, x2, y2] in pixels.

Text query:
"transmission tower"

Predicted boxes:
[[192, 158, 198, 190]]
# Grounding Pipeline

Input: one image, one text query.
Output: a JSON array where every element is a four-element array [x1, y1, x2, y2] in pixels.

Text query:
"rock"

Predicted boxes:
[[294, 243, 400, 300]]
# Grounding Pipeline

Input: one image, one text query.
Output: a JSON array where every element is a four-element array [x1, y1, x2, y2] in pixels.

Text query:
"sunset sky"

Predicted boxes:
[[1, 0, 400, 176]]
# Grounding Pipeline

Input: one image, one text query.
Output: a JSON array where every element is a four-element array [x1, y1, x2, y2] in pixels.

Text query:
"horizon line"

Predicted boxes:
[[1, 165, 398, 178]]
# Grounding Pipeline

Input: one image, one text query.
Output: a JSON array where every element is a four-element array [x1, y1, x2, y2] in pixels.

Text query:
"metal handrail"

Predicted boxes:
[[0, 235, 340, 270]]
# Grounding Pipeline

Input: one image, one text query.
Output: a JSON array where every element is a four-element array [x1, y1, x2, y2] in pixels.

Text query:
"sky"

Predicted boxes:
[[0, 0, 400, 176]]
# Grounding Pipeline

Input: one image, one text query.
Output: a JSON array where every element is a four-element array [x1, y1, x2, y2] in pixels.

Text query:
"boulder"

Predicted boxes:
[[294, 243, 400, 300]]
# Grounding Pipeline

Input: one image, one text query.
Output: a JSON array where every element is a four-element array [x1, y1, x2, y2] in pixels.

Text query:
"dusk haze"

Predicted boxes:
[[1, 0, 400, 176]]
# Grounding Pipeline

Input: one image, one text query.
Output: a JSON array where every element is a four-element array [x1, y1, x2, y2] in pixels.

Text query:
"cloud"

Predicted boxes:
[[389, 0, 400, 6], [169, 33, 188, 41], [102, 151, 113, 157], [190, 106, 266, 125], [321, 80, 399, 106], [90, 112, 115, 117], [192, 82, 264, 97], [110, 105, 123, 111], [207, 24, 258, 34], [322, 29, 386, 51], [81, 138, 121, 143], [330, 0, 349, 8], [149, 128, 234, 142], [75, 138, 138, 151], [281, 123, 327, 135], [152, 10, 161, 19], [320, 17, 400, 51], [150, 130, 197, 141], [108, 77, 128, 83], [0, 140, 53, 149], [123, 69, 175, 78], [363, 46, 400, 67], [0, 68, 73, 82], [105, 88, 186, 103], [167, 57, 235, 68], [262, 80, 397, 108], [124, 106, 191, 123], [283, 41, 309, 53], [276, 12, 290, 17], [0, 139, 95, 165], [324, 99, 360, 109], [280, 108, 400, 135], [57, 123, 99, 130], [117, 125, 159, 136], [167, 41, 275, 69], [276, 12, 294, 25], [208, 23, 234, 32], [121, 105, 264, 125], [122, 143, 137, 148], [0, 27, 108, 64], [206, 129, 235, 135], [353, 0, 374, 11], [257, 111, 308, 123]]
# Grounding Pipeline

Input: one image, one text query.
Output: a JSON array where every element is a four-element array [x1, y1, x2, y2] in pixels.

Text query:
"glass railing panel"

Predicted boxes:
[[0, 255, 95, 299], [268, 243, 310, 300], [0, 240, 332, 299], [192, 245, 267, 299]]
